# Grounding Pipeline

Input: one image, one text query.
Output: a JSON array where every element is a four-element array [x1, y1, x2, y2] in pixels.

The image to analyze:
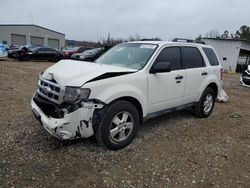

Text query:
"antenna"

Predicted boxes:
[[107, 32, 110, 43], [31, 14, 34, 24]]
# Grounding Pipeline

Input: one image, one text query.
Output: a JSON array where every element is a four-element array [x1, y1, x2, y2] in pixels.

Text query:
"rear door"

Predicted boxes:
[[44, 48, 58, 59], [181, 47, 207, 104], [147, 46, 186, 113], [33, 48, 46, 60]]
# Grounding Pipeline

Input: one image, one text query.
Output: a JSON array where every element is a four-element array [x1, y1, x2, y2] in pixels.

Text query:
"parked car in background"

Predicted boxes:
[[62, 46, 92, 59], [240, 65, 250, 87], [236, 56, 249, 73], [17, 47, 63, 62], [7, 45, 19, 58], [0, 44, 7, 58], [72, 48, 105, 62], [8, 44, 34, 58]]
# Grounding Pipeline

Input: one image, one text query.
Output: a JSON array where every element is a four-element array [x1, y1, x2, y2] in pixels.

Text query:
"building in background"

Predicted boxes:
[[65, 39, 101, 48], [202, 38, 250, 73], [0, 24, 65, 49]]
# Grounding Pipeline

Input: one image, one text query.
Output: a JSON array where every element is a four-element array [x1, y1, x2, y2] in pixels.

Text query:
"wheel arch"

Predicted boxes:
[[206, 82, 218, 98], [92, 95, 145, 132], [110, 96, 144, 124]]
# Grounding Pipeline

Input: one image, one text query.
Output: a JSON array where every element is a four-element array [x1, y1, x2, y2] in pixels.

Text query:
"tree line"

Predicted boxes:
[[202, 25, 250, 41]]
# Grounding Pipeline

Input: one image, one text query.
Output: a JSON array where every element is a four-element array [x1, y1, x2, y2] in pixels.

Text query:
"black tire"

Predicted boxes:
[[85, 58, 94, 62], [95, 100, 140, 150], [194, 87, 215, 118], [51, 55, 61, 62], [19, 55, 30, 61]]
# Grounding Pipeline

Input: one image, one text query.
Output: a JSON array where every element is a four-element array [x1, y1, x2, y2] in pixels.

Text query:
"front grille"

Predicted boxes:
[[34, 94, 64, 118], [37, 75, 64, 104]]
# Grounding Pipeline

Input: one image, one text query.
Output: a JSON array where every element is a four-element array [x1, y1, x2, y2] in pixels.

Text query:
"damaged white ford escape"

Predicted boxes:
[[31, 41, 223, 150]]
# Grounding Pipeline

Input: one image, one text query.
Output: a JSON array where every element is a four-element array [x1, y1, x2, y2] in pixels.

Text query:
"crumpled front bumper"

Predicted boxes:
[[31, 98, 103, 140]]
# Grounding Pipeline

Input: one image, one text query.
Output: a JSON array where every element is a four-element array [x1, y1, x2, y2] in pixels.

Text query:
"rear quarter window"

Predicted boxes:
[[202, 47, 219, 66]]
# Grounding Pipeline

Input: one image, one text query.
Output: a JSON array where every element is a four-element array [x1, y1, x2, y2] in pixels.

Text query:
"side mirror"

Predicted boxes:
[[150, 62, 171, 74]]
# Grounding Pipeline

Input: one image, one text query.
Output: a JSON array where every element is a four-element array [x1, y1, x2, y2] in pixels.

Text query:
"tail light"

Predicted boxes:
[[220, 68, 223, 80]]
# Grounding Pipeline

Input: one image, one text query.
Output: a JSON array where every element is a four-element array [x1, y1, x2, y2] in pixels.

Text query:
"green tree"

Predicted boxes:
[[221, 30, 230, 38], [236, 25, 250, 40]]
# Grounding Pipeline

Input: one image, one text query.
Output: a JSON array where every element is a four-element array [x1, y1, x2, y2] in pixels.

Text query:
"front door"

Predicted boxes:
[[147, 47, 185, 113]]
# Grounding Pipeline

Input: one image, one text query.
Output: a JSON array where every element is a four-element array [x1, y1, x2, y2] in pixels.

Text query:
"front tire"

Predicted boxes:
[[95, 100, 140, 150], [194, 87, 215, 118]]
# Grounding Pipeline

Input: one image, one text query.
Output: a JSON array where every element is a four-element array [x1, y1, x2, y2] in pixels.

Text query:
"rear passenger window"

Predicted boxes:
[[182, 47, 204, 69], [202, 47, 219, 66], [155, 47, 181, 71]]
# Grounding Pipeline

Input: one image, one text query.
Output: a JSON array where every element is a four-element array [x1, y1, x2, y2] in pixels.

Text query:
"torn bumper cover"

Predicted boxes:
[[31, 97, 104, 140]]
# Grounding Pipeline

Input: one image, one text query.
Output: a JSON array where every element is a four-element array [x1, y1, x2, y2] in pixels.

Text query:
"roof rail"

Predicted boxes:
[[172, 38, 194, 43], [172, 38, 206, 44], [140, 38, 162, 41]]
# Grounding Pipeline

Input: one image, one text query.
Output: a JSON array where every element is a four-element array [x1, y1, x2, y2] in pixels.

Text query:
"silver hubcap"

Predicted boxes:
[[109, 111, 134, 142], [203, 94, 213, 113]]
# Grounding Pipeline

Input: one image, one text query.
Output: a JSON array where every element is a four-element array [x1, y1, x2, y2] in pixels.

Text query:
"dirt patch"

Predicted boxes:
[[0, 59, 250, 187]]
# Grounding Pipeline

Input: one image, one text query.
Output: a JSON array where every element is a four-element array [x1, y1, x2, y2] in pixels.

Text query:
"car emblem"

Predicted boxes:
[[42, 86, 51, 95]]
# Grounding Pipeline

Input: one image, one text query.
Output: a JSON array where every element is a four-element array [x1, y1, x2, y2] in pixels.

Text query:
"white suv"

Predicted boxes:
[[31, 41, 223, 150]]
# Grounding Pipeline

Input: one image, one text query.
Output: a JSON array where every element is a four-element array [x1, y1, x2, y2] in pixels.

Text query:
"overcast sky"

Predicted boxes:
[[0, 0, 249, 41]]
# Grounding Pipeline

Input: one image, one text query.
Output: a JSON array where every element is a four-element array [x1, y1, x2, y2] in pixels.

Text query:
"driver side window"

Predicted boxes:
[[155, 47, 182, 71]]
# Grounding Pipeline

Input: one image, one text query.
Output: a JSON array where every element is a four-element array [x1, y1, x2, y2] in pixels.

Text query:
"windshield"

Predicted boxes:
[[96, 43, 157, 70]]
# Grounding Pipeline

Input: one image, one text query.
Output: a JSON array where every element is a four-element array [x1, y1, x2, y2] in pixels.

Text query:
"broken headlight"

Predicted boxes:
[[63, 87, 91, 104]]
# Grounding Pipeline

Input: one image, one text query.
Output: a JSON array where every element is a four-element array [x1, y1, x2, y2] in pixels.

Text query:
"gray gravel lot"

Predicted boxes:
[[0, 59, 250, 188]]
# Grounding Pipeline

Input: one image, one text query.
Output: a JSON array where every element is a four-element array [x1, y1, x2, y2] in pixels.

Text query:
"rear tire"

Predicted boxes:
[[95, 100, 140, 150], [194, 87, 215, 118]]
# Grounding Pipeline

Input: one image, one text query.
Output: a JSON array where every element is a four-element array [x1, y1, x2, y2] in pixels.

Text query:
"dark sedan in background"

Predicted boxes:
[[16, 47, 63, 62], [71, 48, 105, 62]]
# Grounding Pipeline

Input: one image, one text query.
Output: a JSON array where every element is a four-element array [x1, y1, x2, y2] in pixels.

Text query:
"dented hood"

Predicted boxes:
[[42, 60, 137, 87]]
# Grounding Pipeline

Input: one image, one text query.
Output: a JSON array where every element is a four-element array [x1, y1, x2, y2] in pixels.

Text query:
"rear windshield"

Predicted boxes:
[[202, 47, 219, 66]]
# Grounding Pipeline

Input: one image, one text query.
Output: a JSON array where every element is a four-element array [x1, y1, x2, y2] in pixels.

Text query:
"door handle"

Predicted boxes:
[[201, 71, 208, 76], [175, 75, 184, 80]]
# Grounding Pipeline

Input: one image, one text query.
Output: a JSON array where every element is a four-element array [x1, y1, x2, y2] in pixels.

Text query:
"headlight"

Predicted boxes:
[[80, 55, 85, 59], [63, 87, 91, 103]]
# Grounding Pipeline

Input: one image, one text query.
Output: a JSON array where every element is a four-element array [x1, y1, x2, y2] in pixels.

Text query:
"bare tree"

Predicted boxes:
[[128, 33, 142, 41]]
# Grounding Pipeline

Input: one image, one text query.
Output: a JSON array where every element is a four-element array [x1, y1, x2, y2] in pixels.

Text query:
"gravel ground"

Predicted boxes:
[[0, 59, 250, 188]]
